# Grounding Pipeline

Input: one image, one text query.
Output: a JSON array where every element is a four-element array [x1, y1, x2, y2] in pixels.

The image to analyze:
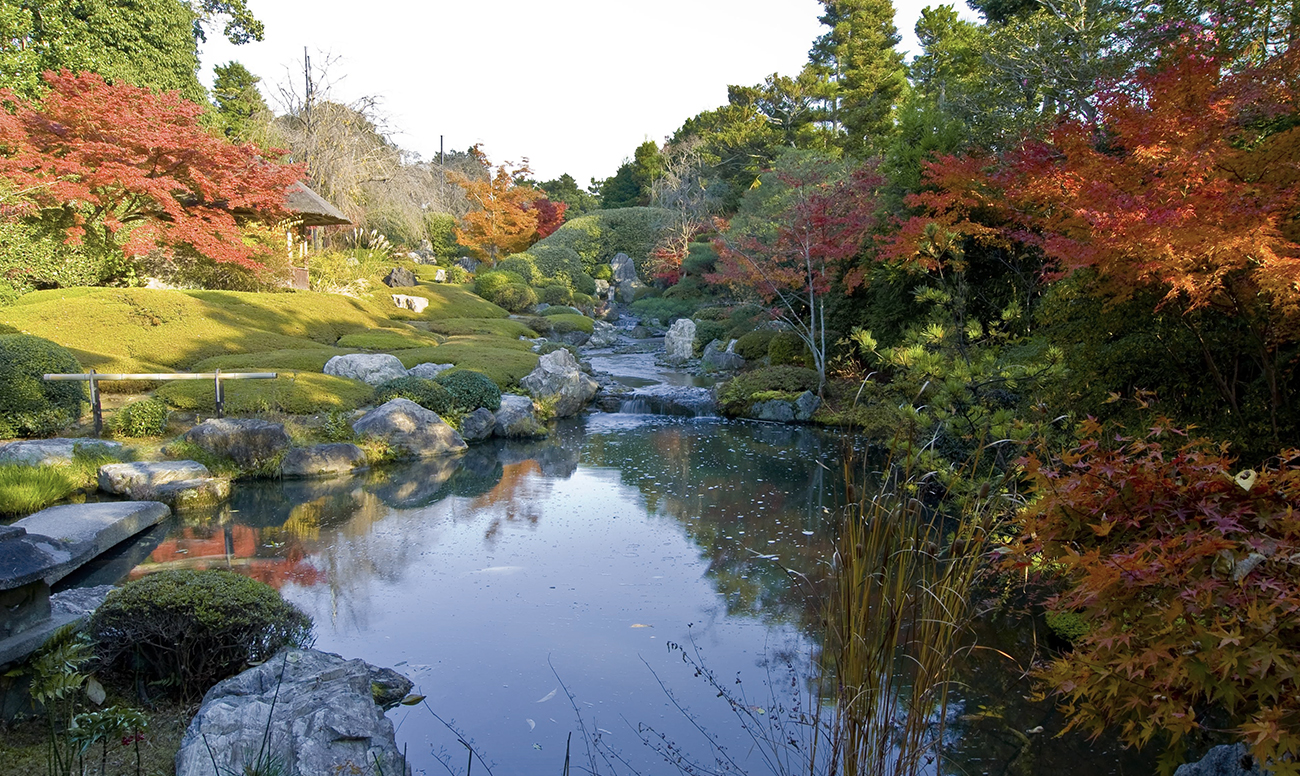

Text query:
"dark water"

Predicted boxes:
[[111, 413, 1156, 776]]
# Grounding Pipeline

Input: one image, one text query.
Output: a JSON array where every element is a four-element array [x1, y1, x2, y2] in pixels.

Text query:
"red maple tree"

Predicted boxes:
[[449, 149, 539, 262], [0, 71, 301, 269], [527, 196, 566, 240]]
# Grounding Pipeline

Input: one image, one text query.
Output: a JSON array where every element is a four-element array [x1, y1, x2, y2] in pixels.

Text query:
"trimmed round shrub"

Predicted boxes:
[[768, 331, 812, 366], [108, 397, 169, 438], [490, 283, 538, 313], [374, 376, 454, 414], [473, 269, 526, 299], [0, 334, 83, 438], [592, 263, 613, 281], [436, 369, 502, 411], [497, 254, 543, 285], [89, 570, 313, 699], [540, 306, 581, 317], [523, 316, 554, 335], [541, 284, 573, 306], [734, 330, 777, 361], [693, 320, 728, 354], [572, 272, 597, 296]]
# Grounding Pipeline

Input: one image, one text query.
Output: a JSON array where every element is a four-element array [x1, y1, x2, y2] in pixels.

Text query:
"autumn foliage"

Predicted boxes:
[[1008, 422, 1300, 773], [0, 70, 301, 269], [450, 151, 543, 262]]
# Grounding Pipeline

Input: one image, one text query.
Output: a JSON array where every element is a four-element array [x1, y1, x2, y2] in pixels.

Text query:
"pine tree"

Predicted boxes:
[[211, 61, 270, 143]]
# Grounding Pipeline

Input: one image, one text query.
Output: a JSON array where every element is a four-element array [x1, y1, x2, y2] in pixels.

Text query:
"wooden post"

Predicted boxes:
[[88, 368, 102, 437], [214, 369, 224, 419]]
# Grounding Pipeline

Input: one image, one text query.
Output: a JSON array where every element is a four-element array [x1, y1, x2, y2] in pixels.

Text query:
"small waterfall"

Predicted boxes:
[[617, 385, 717, 417]]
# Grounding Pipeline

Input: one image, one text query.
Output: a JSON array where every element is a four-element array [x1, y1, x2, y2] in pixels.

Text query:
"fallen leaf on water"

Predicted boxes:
[[536, 688, 557, 703], [631, 624, 653, 628], [527, 719, 536, 731], [400, 694, 426, 706]]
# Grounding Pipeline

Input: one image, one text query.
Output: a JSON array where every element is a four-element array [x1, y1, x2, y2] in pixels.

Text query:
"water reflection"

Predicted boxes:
[[120, 415, 1155, 776]]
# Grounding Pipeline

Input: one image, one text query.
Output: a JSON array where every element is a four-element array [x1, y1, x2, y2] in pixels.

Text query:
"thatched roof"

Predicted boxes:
[[285, 182, 351, 227]]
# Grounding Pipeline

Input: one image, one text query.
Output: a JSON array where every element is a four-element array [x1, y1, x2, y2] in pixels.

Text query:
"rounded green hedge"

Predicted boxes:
[[734, 330, 777, 361], [0, 334, 83, 438], [374, 376, 454, 414], [436, 369, 502, 411], [768, 331, 812, 366], [108, 397, 169, 438], [541, 284, 573, 306], [89, 570, 313, 699], [491, 283, 538, 313]]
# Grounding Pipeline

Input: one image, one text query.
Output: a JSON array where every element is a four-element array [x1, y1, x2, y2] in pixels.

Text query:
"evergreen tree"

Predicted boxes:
[[807, 0, 907, 157], [211, 61, 270, 143], [598, 141, 661, 209]]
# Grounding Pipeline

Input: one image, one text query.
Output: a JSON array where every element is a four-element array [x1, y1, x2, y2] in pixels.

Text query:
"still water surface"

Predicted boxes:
[[110, 412, 1154, 776]]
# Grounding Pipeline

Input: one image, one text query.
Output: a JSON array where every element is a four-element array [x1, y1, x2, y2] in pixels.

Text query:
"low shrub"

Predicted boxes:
[[768, 331, 812, 366], [490, 283, 538, 314], [0, 334, 83, 438], [523, 316, 554, 335], [191, 348, 350, 373], [592, 264, 613, 281], [717, 366, 819, 415], [496, 254, 544, 285], [682, 241, 718, 275], [0, 464, 77, 517], [693, 306, 734, 321], [473, 269, 526, 299], [108, 398, 169, 438], [540, 306, 581, 317], [693, 320, 728, 354], [664, 276, 704, 299], [89, 570, 313, 699], [436, 369, 502, 411], [393, 342, 539, 388], [336, 330, 439, 350], [546, 314, 594, 335], [374, 376, 453, 414], [630, 297, 696, 323], [427, 318, 537, 338], [541, 284, 573, 306], [734, 330, 776, 360]]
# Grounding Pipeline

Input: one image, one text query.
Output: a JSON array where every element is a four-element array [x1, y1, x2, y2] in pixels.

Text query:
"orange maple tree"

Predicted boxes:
[[0, 70, 300, 269], [449, 149, 540, 262]]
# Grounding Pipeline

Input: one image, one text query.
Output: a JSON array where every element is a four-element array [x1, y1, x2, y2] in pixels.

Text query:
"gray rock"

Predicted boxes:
[[0, 439, 122, 467], [620, 385, 717, 417], [610, 252, 638, 283], [456, 256, 481, 274], [587, 320, 619, 348], [594, 279, 611, 299], [794, 391, 822, 422], [406, 362, 455, 380], [382, 267, 416, 288], [752, 400, 796, 423], [629, 325, 651, 339], [151, 478, 231, 511], [391, 294, 429, 313], [49, 585, 114, 618], [98, 460, 211, 497], [701, 339, 745, 372], [174, 649, 412, 776], [184, 418, 291, 469], [280, 444, 367, 478], [1175, 744, 1268, 776], [13, 501, 171, 584], [0, 525, 78, 591], [664, 318, 696, 364], [494, 394, 546, 438], [520, 350, 599, 418], [556, 330, 591, 347], [352, 398, 467, 459], [458, 408, 496, 442], [434, 268, 447, 283], [617, 279, 645, 304], [534, 302, 551, 313], [324, 353, 409, 386]]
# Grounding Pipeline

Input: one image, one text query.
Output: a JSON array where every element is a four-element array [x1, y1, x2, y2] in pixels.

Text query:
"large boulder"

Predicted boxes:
[[751, 399, 796, 423], [610, 252, 638, 283], [381, 266, 416, 288], [701, 339, 744, 372], [1174, 744, 1268, 776], [794, 390, 821, 422], [98, 461, 212, 498], [351, 398, 467, 459], [324, 354, 409, 386], [390, 294, 429, 314], [151, 478, 231, 511], [174, 649, 412, 776], [458, 408, 496, 442], [0, 439, 122, 467], [280, 444, 367, 478], [406, 362, 456, 380], [520, 350, 599, 418], [184, 418, 291, 469], [586, 320, 619, 349], [493, 394, 546, 438], [664, 318, 697, 364]]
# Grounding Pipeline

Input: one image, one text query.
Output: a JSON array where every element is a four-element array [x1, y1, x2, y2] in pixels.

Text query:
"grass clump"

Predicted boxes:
[[0, 333, 83, 438], [436, 370, 502, 411], [89, 570, 313, 699], [107, 397, 169, 438], [0, 464, 77, 517], [336, 330, 440, 350], [156, 372, 373, 414], [374, 376, 453, 414], [717, 366, 820, 416], [427, 318, 537, 339]]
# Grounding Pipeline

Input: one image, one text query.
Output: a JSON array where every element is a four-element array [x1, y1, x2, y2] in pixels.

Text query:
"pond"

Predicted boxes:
[[74, 406, 1157, 775]]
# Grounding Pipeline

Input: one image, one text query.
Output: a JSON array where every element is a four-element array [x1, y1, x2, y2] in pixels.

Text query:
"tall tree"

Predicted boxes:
[[807, 0, 907, 156], [211, 61, 270, 143], [598, 140, 661, 209], [449, 149, 539, 262]]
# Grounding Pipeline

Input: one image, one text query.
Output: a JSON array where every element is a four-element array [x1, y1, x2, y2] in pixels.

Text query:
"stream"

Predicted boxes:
[[73, 351, 1158, 776]]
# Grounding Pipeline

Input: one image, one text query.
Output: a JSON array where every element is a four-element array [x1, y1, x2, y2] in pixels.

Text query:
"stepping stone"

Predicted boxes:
[[99, 460, 210, 498], [12, 501, 171, 584], [0, 438, 122, 467], [152, 478, 231, 511]]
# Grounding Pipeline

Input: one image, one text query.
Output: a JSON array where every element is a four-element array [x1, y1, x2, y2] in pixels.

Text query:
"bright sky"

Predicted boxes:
[[199, 0, 979, 185]]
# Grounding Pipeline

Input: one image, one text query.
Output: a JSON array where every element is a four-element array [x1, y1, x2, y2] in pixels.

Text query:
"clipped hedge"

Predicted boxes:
[[108, 398, 169, 438], [545, 313, 594, 335], [734, 330, 776, 361], [0, 334, 83, 438], [375, 376, 454, 414], [717, 366, 819, 416], [768, 331, 812, 366], [89, 570, 313, 699], [436, 369, 502, 411]]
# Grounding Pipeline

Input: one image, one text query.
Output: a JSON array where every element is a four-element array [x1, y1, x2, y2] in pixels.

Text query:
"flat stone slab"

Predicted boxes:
[[99, 461, 211, 498], [0, 438, 122, 467], [13, 501, 171, 584], [0, 585, 113, 668], [280, 444, 367, 479], [0, 527, 80, 590]]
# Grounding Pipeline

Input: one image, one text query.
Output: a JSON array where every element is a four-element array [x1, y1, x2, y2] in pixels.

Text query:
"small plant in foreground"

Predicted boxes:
[[107, 398, 169, 438]]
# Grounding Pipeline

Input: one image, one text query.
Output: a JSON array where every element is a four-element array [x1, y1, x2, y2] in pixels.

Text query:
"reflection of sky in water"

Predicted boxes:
[[128, 414, 1157, 776]]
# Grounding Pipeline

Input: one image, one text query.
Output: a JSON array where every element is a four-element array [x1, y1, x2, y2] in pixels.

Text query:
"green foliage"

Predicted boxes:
[[541, 284, 574, 306], [717, 366, 820, 415], [530, 207, 670, 279], [629, 296, 696, 322], [496, 254, 544, 285], [0, 463, 76, 517], [157, 372, 373, 414], [473, 269, 524, 298], [734, 330, 776, 360], [0, 216, 111, 303], [1044, 610, 1089, 644], [539, 306, 581, 317], [682, 241, 719, 276], [307, 249, 391, 295], [211, 61, 270, 143], [320, 409, 356, 442], [89, 570, 313, 699], [473, 270, 537, 311], [435, 369, 502, 411], [598, 141, 662, 209], [544, 313, 594, 335], [693, 320, 728, 353], [0, 334, 82, 438], [335, 330, 439, 350], [108, 398, 169, 438], [489, 283, 538, 313], [427, 318, 537, 338], [592, 263, 613, 281], [374, 376, 453, 414], [190, 349, 351, 373], [768, 330, 813, 366], [393, 340, 538, 388]]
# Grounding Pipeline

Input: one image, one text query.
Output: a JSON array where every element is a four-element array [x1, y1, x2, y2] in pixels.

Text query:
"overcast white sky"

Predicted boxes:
[[199, 0, 978, 185]]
